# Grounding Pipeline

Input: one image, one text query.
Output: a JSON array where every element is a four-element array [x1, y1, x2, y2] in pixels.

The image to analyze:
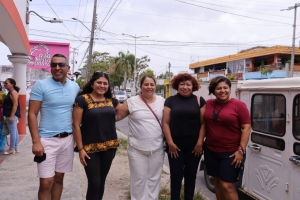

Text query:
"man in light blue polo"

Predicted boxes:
[[28, 54, 80, 200]]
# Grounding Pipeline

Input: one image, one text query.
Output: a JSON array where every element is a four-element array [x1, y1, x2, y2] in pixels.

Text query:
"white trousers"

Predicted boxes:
[[127, 144, 165, 200]]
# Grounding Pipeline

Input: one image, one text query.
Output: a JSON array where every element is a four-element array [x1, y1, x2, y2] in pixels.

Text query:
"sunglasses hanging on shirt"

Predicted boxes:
[[212, 100, 227, 122]]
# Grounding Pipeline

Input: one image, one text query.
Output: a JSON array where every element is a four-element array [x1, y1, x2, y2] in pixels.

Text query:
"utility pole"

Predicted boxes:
[[281, 3, 300, 77], [86, 0, 97, 82], [70, 47, 78, 74], [291, 4, 298, 77], [122, 33, 149, 95]]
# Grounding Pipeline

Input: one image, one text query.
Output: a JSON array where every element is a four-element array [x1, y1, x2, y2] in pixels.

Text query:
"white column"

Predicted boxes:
[[8, 55, 30, 134]]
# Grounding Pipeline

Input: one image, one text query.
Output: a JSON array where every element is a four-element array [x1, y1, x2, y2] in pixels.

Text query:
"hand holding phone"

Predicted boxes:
[[34, 153, 46, 163]]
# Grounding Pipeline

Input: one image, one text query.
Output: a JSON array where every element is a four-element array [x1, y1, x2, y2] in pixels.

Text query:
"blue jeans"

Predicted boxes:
[[6, 116, 18, 150]]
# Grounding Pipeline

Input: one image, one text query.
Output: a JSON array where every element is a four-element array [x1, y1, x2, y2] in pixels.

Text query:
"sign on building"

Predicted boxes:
[[28, 40, 70, 72]]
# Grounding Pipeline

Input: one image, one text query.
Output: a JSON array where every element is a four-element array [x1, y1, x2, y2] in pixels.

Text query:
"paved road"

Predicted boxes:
[[116, 117, 216, 200]]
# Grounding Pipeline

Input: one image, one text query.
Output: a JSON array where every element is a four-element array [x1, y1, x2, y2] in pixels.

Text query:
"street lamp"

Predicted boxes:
[[122, 33, 149, 95], [26, 11, 63, 24], [281, 3, 300, 77], [72, 18, 91, 32]]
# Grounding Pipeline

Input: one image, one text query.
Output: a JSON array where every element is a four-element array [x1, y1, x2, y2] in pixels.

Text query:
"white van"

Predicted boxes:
[[199, 77, 300, 200]]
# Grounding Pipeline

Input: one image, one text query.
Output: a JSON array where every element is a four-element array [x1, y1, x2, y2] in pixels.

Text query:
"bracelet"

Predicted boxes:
[[78, 147, 84, 152], [237, 146, 245, 155]]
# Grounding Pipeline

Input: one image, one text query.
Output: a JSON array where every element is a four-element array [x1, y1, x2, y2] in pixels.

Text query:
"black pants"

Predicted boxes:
[[168, 140, 201, 200], [84, 148, 116, 200]]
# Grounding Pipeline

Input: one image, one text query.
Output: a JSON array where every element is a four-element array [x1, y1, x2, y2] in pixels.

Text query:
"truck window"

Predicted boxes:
[[251, 94, 286, 136], [293, 94, 300, 140]]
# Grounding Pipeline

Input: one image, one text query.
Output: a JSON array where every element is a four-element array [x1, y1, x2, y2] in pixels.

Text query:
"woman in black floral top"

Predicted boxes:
[[73, 71, 121, 199]]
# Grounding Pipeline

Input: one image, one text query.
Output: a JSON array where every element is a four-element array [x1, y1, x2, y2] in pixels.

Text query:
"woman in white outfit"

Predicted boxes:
[[116, 75, 165, 200]]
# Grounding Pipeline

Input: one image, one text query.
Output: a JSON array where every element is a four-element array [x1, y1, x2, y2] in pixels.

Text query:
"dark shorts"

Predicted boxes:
[[203, 145, 240, 183]]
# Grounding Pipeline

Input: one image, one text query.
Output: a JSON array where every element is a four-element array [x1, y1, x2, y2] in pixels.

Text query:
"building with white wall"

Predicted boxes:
[[0, 0, 30, 134]]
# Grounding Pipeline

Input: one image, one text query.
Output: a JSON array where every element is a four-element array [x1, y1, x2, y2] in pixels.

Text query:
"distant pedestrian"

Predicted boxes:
[[0, 83, 7, 152], [2, 78, 21, 155], [73, 71, 121, 199], [162, 73, 206, 200], [28, 54, 80, 200], [116, 75, 165, 200]]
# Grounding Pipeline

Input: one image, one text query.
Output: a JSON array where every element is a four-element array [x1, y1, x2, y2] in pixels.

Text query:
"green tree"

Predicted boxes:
[[81, 51, 112, 78], [113, 51, 135, 90], [134, 55, 151, 92], [76, 78, 85, 89], [140, 69, 155, 78], [109, 72, 124, 90], [157, 71, 173, 79]]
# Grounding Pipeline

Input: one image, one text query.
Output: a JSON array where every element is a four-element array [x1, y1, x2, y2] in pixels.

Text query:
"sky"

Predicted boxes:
[[0, 0, 299, 76]]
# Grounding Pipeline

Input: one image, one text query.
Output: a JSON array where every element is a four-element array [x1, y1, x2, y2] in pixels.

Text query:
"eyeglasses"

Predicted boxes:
[[50, 62, 67, 68]]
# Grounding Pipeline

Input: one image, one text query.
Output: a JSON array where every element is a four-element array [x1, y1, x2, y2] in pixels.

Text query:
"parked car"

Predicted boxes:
[[114, 90, 127, 103], [126, 88, 131, 98]]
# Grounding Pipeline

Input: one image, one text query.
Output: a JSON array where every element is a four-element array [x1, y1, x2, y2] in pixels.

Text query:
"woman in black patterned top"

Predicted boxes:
[[72, 71, 121, 200]]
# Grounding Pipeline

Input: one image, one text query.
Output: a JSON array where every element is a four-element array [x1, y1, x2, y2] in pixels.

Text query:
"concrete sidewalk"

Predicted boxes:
[[0, 130, 157, 200], [0, 130, 206, 200], [0, 132, 85, 200]]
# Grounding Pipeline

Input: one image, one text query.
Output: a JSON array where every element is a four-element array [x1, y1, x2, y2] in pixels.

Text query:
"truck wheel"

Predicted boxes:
[[204, 164, 215, 193]]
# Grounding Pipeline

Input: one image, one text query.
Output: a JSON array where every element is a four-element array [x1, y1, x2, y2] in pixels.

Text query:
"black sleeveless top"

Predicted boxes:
[[3, 91, 21, 118]]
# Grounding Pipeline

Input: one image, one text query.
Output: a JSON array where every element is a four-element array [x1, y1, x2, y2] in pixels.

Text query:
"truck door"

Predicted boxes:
[[289, 93, 300, 200], [247, 93, 288, 200]]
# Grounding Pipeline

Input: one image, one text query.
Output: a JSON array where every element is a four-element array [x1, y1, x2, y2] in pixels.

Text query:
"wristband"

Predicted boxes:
[[237, 146, 245, 155], [78, 147, 84, 152]]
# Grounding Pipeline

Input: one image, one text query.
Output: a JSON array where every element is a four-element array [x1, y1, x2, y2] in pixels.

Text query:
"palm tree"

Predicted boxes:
[[113, 51, 135, 90]]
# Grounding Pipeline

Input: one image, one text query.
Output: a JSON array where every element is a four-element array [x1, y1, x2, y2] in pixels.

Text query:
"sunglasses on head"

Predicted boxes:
[[92, 71, 109, 78], [50, 62, 67, 68]]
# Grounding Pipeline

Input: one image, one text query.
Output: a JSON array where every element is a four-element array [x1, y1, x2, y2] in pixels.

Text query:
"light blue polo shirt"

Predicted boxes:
[[29, 77, 80, 138]]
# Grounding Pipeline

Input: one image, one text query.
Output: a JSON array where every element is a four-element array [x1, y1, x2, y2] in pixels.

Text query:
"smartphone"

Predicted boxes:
[[34, 153, 46, 163]]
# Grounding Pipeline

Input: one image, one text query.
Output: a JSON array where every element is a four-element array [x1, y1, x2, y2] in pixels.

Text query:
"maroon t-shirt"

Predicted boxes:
[[204, 98, 250, 152]]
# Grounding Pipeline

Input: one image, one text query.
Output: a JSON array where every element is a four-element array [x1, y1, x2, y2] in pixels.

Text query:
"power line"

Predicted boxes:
[[44, 0, 79, 39], [73, 0, 82, 36], [190, 0, 291, 8], [175, 0, 292, 25], [185, 0, 292, 18], [79, 0, 89, 39], [98, 0, 119, 29], [29, 28, 296, 47], [29, 33, 88, 42], [100, 0, 123, 29], [102, 31, 190, 61], [29, 8, 294, 27]]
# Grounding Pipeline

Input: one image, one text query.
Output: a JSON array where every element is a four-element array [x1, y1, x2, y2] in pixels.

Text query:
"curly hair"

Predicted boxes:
[[208, 76, 231, 95], [170, 73, 200, 91], [79, 72, 112, 99]]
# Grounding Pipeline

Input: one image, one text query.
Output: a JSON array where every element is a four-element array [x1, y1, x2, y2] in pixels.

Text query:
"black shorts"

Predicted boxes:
[[203, 145, 240, 183]]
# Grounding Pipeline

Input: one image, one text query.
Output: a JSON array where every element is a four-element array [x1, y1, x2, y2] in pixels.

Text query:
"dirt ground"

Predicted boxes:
[[76, 148, 171, 200]]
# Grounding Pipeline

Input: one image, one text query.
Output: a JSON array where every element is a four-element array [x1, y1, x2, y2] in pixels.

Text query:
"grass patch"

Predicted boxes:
[[118, 138, 128, 149]]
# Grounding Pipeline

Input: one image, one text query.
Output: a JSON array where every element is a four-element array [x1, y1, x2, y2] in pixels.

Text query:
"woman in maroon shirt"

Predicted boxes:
[[203, 76, 251, 200]]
